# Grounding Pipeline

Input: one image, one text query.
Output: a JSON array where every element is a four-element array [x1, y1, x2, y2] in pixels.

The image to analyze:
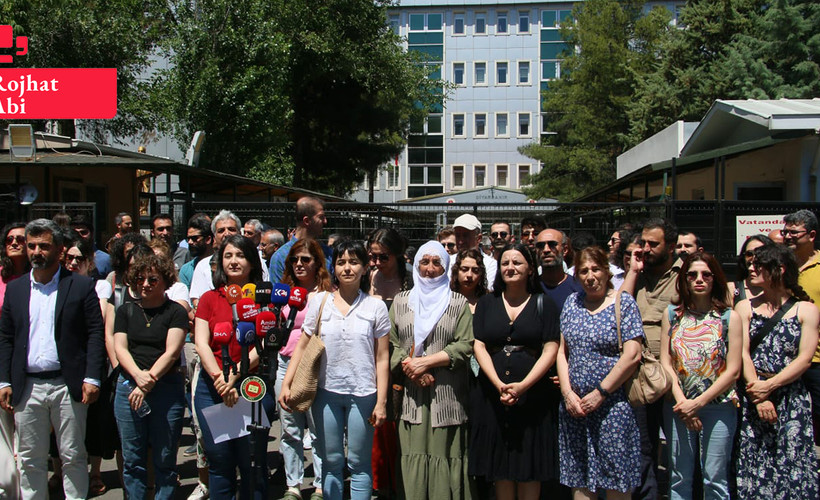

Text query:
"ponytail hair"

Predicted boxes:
[[752, 244, 812, 302]]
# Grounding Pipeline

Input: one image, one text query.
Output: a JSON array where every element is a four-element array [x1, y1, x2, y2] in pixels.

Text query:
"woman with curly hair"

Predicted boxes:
[[734, 244, 819, 499], [450, 249, 488, 313]]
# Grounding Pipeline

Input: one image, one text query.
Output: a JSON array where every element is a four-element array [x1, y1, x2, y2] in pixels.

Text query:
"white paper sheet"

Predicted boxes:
[[200, 397, 270, 444]]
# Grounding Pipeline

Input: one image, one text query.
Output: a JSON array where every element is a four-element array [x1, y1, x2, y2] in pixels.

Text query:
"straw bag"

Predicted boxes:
[[289, 292, 330, 412], [615, 292, 671, 407]]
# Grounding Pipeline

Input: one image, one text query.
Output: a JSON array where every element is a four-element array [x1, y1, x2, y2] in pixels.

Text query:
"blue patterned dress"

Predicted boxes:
[[736, 312, 818, 500], [558, 291, 644, 492]]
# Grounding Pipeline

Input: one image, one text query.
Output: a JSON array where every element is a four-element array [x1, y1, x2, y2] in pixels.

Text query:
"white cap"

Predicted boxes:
[[453, 214, 481, 232]]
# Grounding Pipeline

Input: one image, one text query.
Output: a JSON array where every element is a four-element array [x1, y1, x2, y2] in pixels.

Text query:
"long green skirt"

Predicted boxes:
[[397, 402, 474, 500]]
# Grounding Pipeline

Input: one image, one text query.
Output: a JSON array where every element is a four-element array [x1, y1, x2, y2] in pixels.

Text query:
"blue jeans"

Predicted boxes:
[[664, 401, 736, 500], [311, 388, 377, 500], [194, 374, 275, 500], [275, 354, 322, 489], [114, 372, 185, 500]]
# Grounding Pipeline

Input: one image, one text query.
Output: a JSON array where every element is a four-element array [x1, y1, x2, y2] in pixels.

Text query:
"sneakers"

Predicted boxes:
[[183, 443, 198, 457], [187, 482, 209, 500]]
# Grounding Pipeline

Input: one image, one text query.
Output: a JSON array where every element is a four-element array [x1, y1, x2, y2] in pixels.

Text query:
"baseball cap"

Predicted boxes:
[[453, 214, 481, 232]]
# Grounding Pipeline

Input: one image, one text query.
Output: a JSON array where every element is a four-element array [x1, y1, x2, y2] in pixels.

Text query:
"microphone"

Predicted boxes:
[[211, 321, 235, 382], [236, 321, 256, 378], [255, 281, 272, 310], [242, 283, 256, 301], [225, 284, 242, 325], [271, 283, 290, 318], [255, 310, 278, 348], [237, 298, 260, 322], [283, 286, 309, 331]]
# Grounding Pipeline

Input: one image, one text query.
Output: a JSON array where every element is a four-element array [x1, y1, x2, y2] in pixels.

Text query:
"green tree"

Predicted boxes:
[[155, 0, 440, 195], [1, 0, 166, 141], [521, 0, 671, 201]]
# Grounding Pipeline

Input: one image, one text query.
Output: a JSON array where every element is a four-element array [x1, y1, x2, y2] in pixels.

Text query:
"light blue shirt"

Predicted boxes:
[[27, 270, 61, 373]]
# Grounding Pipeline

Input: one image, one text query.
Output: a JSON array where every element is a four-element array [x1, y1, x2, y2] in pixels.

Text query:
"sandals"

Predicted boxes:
[[89, 475, 107, 497]]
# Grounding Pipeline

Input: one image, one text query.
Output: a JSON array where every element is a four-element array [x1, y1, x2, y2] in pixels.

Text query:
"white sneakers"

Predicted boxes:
[[187, 482, 209, 500]]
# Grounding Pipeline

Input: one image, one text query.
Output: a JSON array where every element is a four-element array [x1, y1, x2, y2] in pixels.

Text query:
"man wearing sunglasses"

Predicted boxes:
[[489, 221, 513, 260], [536, 229, 581, 309], [178, 214, 213, 291], [782, 209, 820, 446]]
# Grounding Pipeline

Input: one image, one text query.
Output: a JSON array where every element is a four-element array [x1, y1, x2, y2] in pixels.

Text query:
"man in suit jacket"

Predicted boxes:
[[0, 218, 105, 500]]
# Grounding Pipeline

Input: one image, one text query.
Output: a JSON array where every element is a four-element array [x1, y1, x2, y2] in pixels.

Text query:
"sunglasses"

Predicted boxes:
[[66, 254, 87, 263], [137, 275, 160, 286], [186, 234, 204, 243], [685, 271, 713, 281], [781, 228, 807, 238], [5, 235, 25, 245], [369, 253, 390, 263], [535, 240, 559, 250], [289, 255, 313, 265], [521, 230, 537, 237], [443, 242, 456, 249], [490, 231, 508, 239]]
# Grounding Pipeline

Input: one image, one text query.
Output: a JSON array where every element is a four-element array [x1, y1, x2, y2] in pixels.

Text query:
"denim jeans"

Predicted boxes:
[[275, 354, 322, 489], [194, 374, 275, 500], [311, 388, 377, 500], [664, 401, 737, 500], [114, 372, 185, 500]]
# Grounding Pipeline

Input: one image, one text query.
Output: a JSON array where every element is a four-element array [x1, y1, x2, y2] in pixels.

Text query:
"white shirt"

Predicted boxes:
[[189, 256, 214, 300], [482, 253, 497, 292], [27, 270, 61, 373], [166, 281, 191, 307], [94, 279, 113, 301], [302, 291, 390, 397]]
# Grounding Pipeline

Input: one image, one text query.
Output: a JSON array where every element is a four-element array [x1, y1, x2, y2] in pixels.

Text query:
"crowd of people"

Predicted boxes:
[[0, 198, 818, 500]]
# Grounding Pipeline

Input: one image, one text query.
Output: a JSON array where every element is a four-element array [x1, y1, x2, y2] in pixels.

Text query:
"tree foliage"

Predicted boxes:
[[154, 0, 440, 196], [1, 0, 166, 141], [522, 0, 671, 201]]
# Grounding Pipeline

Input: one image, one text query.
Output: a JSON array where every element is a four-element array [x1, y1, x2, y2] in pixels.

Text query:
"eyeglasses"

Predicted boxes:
[[186, 234, 204, 243], [781, 228, 808, 238], [66, 254, 86, 263], [443, 242, 456, 250], [490, 231, 508, 239], [521, 230, 537, 238], [686, 271, 713, 281], [5, 235, 25, 245], [535, 240, 559, 250], [137, 275, 160, 286], [289, 256, 313, 265], [74, 228, 91, 237], [642, 240, 662, 248], [369, 253, 390, 263]]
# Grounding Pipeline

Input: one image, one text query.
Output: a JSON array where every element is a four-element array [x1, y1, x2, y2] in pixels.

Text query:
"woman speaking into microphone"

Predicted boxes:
[[194, 234, 265, 499]]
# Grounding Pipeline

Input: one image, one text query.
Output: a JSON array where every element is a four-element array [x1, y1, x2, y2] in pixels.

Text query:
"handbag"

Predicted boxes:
[[615, 292, 672, 407], [288, 292, 330, 412]]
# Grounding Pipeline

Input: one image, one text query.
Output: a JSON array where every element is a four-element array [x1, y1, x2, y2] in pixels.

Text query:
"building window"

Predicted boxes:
[[389, 15, 400, 35], [387, 162, 400, 189], [453, 62, 465, 86], [409, 13, 443, 32], [518, 11, 530, 33], [409, 14, 425, 31], [454, 13, 465, 34], [496, 165, 509, 187], [518, 112, 531, 137], [474, 165, 487, 187], [518, 61, 530, 84], [518, 164, 531, 187], [453, 114, 465, 137], [428, 13, 442, 31], [474, 113, 487, 138], [475, 13, 486, 34], [497, 12, 508, 33], [452, 165, 465, 189], [496, 61, 508, 85], [496, 113, 509, 137], [474, 62, 487, 85]]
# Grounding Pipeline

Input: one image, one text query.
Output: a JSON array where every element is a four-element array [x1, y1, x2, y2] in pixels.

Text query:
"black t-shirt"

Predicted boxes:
[[114, 300, 189, 371], [540, 276, 583, 311]]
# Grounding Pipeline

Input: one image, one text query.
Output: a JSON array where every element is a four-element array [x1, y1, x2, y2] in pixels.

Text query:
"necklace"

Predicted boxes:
[[139, 305, 159, 327]]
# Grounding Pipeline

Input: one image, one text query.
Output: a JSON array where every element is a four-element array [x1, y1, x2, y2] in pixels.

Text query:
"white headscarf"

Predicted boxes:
[[408, 240, 452, 356]]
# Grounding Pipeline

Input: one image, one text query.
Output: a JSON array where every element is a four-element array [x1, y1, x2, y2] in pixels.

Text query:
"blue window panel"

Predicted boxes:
[[408, 32, 444, 44], [541, 29, 563, 42], [560, 10, 574, 23], [410, 45, 444, 61], [410, 14, 425, 31], [541, 61, 557, 80], [428, 13, 442, 30], [540, 43, 567, 60], [541, 10, 556, 27]]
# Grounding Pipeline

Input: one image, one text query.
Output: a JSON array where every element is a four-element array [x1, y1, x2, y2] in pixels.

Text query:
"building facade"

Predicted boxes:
[[351, 0, 682, 203]]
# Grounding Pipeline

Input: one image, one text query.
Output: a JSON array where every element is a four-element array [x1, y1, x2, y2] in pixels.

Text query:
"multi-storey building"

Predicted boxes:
[[351, 0, 681, 203]]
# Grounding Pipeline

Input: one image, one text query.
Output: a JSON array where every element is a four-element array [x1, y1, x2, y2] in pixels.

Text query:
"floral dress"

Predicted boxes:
[[558, 291, 644, 493], [736, 311, 818, 500]]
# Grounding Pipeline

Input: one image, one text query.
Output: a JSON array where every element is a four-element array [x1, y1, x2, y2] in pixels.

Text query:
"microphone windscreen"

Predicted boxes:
[[237, 298, 260, 321], [287, 286, 309, 311], [242, 283, 256, 301], [235, 321, 256, 346], [211, 322, 233, 347], [255, 310, 277, 338], [255, 281, 272, 305], [225, 284, 242, 305], [271, 283, 290, 306]]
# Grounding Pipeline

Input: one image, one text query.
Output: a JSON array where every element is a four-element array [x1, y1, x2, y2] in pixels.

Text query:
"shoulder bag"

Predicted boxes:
[[289, 292, 330, 412], [615, 292, 672, 407]]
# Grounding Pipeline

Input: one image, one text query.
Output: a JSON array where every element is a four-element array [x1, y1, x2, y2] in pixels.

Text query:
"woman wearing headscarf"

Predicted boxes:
[[389, 241, 474, 499]]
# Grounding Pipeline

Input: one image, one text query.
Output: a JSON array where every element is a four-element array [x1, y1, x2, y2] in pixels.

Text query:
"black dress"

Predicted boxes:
[[468, 292, 561, 482]]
